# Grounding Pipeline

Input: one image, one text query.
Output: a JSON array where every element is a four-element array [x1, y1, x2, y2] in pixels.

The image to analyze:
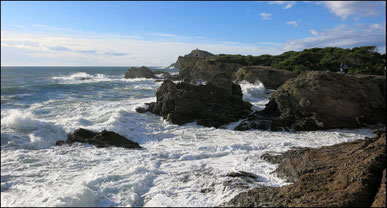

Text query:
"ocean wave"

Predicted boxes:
[[239, 81, 266, 103], [51, 72, 112, 84], [1, 109, 67, 149]]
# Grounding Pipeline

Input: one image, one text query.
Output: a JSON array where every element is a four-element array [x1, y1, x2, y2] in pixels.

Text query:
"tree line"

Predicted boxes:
[[213, 46, 386, 75]]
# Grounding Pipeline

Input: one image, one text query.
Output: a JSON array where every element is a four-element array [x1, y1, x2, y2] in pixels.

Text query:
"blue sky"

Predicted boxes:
[[1, 1, 386, 66]]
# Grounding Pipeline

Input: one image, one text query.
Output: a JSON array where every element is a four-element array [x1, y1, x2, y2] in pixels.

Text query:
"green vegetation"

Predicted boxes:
[[213, 46, 386, 75]]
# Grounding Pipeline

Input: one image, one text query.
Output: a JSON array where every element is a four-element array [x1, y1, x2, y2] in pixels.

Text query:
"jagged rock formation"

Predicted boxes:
[[236, 71, 386, 131], [235, 66, 297, 89], [125, 66, 156, 79], [226, 129, 386, 207], [136, 73, 252, 128], [174, 49, 241, 83], [56, 128, 141, 149]]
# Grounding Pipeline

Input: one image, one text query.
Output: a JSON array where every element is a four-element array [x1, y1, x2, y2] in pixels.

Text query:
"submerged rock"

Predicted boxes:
[[236, 71, 386, 131], [61, 128, 141, 149], [124, 66, 156, 79], [137, 73, 252, 128], [226, 130, 386, 207], [235, 66, 297, 90]]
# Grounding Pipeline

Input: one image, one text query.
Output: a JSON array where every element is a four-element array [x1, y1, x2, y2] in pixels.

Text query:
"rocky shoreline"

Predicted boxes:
[[119, 49, 386, 207], [225, 128, 386, 207]]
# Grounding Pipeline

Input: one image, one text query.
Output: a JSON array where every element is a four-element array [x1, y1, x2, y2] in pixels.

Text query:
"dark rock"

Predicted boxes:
[[226, 171, 258, 180], [138, 73, 252, 128], [66, 128, 141, 149], [235, 66, 297, 89], [124, 66, 156, 79], [55, 140, 66, 146], [236, 71, 386, 131], [372, 168, 386, 207], [226, 131, 386, 207]]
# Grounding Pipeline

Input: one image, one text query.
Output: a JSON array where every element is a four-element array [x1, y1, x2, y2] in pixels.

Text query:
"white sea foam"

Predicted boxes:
[[51, 72, 161, 85], [52, 72, 111, 83], [1, 70, 376, 207], [1, 109, 67, 149], [239, 81, 272, 110]]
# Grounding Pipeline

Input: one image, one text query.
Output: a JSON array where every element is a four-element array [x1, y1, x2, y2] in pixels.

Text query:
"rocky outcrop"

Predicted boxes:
[[226, 129, 386, 207], [136, 73, 252, 128], [177, 56, 242, 83], [125, 66, 156, 79], [184, 48, 215, 58], [174, 49, 242, 83], [235, 66, 297, 89], [56, 128, 141, 149], [236, 71, 386, 131]]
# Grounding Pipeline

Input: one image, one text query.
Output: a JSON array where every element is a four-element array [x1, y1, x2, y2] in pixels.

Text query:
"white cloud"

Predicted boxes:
[[310, 29, 318, 35], [318, 1, 385, 21], [260, 12, 272, 20], [286, 21, 298, 27], [269, 1, 296, 9], [1, 28, 284, 66], [285, 23, 386, 53]]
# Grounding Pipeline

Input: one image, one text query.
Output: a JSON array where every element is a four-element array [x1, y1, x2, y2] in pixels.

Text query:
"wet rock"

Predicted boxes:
[[236, 71, 386, 131], [225, 171, 258, 179], [226, 130, 386, 207], [138, 73, 252, 128], [124, 66, 156, 79], [235, 66, 297, 89], [66, 128, 141, 149]]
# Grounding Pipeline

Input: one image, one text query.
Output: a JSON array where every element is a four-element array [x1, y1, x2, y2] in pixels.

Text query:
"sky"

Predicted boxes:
[[1, 1, 386, 66]]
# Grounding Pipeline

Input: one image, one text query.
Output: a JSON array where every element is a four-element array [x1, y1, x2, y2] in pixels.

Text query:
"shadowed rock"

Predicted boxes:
[[236, 71, 386, 131], [136, 73, 252, 128], [226, 130, 386, 207], [58, 128, 141, 149], [125, 66, 156, 79]]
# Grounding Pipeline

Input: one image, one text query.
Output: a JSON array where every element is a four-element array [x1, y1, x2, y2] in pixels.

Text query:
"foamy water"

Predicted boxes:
[[1, 67, 374, 207]]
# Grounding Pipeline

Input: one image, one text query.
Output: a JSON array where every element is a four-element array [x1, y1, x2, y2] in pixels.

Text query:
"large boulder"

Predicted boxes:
[[57, 128, 142, 149], [235, 66, 297, 89], [137, 73, 252, 128], [124, 66, 156, 79], [236, 71, 386, 131], [226, 129, 386, 207]]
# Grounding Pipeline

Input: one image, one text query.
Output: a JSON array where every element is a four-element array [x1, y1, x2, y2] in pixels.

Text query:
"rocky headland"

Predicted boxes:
[[226, 128, 386, 207], [136, 73, 252, 128], [175, 49, 297, 89]]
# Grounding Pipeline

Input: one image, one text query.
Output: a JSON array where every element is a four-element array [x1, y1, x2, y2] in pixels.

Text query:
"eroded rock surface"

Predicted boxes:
[[236, 71, 386, 131], [226, 129, 386, 207], [136, 73, 252, 128], [57, 128, 141, 149], [235, 66, 297, 89]]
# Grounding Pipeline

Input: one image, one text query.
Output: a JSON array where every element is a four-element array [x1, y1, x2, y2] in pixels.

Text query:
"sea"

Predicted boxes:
[[1, 66, 374, 207]]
